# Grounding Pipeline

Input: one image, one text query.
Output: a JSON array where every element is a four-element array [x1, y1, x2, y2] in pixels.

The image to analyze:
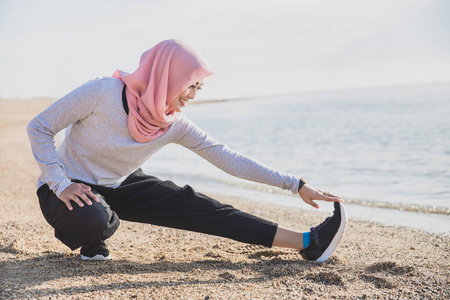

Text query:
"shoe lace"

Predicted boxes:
[[310, 216, 332, 232]]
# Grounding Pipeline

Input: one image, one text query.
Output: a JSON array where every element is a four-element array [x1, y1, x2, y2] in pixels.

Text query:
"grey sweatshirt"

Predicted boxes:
[[27, 77, 300, 197]]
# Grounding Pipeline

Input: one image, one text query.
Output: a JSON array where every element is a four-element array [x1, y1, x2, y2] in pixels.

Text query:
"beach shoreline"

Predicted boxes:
[[142, 171, 450, 235], [1, 98, 449, 299]]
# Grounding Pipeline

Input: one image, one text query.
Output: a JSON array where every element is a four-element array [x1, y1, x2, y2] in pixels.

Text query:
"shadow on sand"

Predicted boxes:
[[1, 248, 333, 298]]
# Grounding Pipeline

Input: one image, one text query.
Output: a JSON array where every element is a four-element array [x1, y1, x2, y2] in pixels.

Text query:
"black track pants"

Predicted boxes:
[[37, 169, 278, 250]]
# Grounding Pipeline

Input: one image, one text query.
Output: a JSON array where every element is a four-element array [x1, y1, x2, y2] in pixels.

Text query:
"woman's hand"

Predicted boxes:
[[58, 183, 100, 211], [299, 184, 343, 209]]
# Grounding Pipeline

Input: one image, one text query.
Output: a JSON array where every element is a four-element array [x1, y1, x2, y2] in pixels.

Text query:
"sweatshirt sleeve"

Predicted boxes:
[[26, 78, 102, 196], [174, 115, 301, 194]]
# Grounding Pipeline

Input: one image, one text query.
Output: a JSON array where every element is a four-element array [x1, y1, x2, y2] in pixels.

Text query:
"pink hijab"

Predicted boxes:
[[113, 39, 215, 142]]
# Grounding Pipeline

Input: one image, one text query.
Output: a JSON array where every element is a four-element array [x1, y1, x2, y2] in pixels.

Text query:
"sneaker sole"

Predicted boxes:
[[316, 202, 347, 262], [81, 254, 111, 261]]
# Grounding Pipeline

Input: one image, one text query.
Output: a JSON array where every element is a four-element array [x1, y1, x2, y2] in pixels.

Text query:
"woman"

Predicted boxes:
[[27, 39, 347, 262]]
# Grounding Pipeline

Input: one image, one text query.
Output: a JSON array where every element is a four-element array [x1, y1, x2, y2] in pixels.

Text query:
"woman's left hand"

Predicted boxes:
[[299, 184, 343, 209]]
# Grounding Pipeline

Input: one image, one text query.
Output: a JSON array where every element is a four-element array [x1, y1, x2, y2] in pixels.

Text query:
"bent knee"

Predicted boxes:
[[53, 201, 114, 234]]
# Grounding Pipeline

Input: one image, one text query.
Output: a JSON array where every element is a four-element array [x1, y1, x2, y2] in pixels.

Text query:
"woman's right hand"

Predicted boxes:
[[298, 184, 343, 209], [58, 183, 100, 211]]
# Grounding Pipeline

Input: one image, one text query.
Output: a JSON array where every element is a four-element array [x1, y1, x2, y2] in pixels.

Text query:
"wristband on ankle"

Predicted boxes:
[[303, 231, 311, 248]]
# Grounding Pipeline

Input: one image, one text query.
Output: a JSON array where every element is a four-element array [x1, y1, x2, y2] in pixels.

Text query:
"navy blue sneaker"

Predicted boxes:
[[80, 241, 111, 261], [300, 202, 347, 262]]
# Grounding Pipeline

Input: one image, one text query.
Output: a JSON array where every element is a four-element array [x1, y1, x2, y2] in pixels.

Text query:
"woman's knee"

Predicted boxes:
[[38, 185, 120, 249], [53, 199, 118, 236]]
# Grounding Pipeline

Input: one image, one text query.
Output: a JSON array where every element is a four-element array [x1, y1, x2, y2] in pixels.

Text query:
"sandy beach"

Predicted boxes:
[[1, 98, 449, 299]]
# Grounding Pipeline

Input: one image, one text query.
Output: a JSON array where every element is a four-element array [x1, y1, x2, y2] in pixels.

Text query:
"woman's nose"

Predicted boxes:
[[187, 88, 197, 99]]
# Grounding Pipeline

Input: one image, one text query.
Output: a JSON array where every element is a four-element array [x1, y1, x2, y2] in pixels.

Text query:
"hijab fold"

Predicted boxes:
[[113, 39, 215, 142]]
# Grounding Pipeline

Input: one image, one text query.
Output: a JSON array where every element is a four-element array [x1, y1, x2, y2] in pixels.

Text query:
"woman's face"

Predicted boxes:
[[168, 81, 204, 112]]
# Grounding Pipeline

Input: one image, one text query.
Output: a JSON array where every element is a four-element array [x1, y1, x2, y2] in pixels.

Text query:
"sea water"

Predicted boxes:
[[143, 83, 450, 234]]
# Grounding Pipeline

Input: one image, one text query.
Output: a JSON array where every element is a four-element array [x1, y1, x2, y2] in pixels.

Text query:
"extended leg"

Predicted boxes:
[[272, 225, 304, 250], [99, 169, 278, 247]]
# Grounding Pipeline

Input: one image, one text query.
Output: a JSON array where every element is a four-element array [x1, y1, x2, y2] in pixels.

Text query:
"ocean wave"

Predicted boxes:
[[156, 171, 450, 216], [220, 178, 450, 215]]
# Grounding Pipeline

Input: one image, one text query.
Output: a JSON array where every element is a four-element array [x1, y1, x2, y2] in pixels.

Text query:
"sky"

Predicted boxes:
[[1, 0, 449, 100]]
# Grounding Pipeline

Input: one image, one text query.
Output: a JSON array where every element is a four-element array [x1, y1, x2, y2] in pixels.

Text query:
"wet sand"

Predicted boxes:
[[1, 98, 449, 299]]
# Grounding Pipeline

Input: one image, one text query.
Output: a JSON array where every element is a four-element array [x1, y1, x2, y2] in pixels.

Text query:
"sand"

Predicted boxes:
[[0, 98, 449, 299]]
